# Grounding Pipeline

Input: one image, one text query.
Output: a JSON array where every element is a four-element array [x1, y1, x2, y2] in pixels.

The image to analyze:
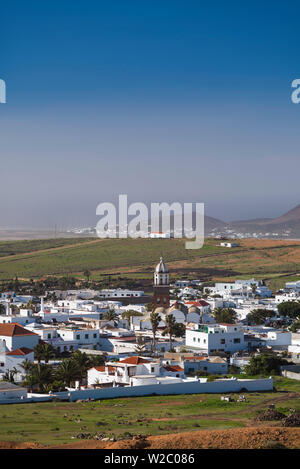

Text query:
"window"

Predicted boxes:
[[220, 339, 225, 344], [151, 367, 155, 373], [234, 338, 240, 343], [85, 334, 89, 339], [93, 333, 97, 338], [47, 333, 51, 339], [76, 334, 80, 340]]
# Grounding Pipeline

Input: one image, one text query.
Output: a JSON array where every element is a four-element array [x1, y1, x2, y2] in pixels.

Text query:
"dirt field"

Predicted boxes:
[[1, 426, 300, 449]]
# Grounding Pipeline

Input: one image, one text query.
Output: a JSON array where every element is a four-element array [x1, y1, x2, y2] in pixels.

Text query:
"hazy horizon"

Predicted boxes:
[[1, 1, 300, 230]]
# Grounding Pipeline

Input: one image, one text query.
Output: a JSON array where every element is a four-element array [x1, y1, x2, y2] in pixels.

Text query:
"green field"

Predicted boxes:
[[0, 237, 300, 290], [0, 377, 299, 446]]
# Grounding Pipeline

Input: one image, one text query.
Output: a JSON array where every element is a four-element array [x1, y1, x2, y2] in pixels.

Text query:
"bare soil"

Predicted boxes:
[[2, 426, 300, 449]]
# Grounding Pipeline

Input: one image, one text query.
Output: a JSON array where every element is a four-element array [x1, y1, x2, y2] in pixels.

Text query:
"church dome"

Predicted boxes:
[[155, 257, 169, 273]]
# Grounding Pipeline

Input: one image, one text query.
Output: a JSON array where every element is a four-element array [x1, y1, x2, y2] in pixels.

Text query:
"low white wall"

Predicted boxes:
[[281, 370, 300, 381], [52, 377, 273, 401]]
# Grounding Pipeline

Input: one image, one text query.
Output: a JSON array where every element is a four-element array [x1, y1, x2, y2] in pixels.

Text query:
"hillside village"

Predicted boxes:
[[1, 256, 300, 403]]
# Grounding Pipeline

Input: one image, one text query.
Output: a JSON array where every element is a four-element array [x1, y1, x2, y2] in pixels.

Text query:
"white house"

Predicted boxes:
[[87, 356, 161, 386], [0, 347, 34, 381], [0, 323, 39, 352], [185, 323, 246, 354]]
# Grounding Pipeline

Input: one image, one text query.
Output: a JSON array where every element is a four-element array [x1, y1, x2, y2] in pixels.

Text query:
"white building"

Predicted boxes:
[[87, 356, 161, 386], [185, 323, 246, 354], [97, 289, 145, 299], [0, 347, 34, 381], [0, 323, 39, 352]]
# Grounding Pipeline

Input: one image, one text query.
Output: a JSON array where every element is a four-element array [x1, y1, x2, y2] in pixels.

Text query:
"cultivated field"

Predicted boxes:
[[0, 377, 299, 448], [1, 237, 300, 290]]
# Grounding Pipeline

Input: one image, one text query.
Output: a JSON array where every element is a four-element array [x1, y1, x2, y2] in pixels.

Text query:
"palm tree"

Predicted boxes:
[[3, 368, 18, 383], [150, 312, 161, 355], [103, 309, 119, 326], [42, 343, 56, 363], [26, 299, 36, 313], [23, 373, 37, 393], [70, 350, 91, 384], [33, 343, 56, 363], [162, 314, 177, 352], [55, 359, 81, 387], [34, 343, 45, 363], [25, 364, 53, 392], [20, 359, 34, 375]]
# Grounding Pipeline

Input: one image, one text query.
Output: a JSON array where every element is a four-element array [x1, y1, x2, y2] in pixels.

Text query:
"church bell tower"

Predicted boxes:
[[153, 257, 170, 309]]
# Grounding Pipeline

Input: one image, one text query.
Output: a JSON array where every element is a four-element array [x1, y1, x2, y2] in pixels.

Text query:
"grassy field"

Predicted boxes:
[[0, 237, 300, 289], [0, 376, 299, 446]]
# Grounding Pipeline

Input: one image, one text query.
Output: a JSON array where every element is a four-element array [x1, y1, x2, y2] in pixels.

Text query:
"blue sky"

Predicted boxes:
[[1, 1, 300, 229]]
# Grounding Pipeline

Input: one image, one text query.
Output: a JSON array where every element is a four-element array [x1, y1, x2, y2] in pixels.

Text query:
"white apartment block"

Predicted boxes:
[[185, 324, 246, 354]]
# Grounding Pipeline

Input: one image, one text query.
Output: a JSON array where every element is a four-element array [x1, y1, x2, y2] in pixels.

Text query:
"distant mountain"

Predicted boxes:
[[150, 205, 300, 238], [220, 204, 300, 238]]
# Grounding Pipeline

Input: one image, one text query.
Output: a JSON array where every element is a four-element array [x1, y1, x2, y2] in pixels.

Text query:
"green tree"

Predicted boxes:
[[42, 343, 56, 363], [150, 312, 161, 355], [34, 343, 56, 363], [102, 309, 119, 326], [24, 363, 53, 392], [88, 354, 106, 367], [3, 367, 18, 383], [34, 343, 45, 363], [20, 359, 34, 375], [213, 307, 237, 324], [290, 320, 300, 333], [70, 350, 91, 384], [146, 302, 154, 312], [162, 314, 185, 352], [121, 310, 143, 322], [247, 309, 275, 325], [244, 352, 289, 376], [55, 359, 81, 387], [277, 301, 300, 319]]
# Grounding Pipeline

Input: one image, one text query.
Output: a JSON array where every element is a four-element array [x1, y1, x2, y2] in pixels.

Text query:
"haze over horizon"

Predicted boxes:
[[1, 1, 300, 230]]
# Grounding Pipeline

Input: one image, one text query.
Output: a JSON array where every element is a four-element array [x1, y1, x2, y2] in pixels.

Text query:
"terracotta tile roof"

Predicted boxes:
[[185, 356, 207, 361], [163, 365, 184, 372], [119, 356, 150, 365], [93, 365, 116, 372], [6, 347, 33, 356], [0, 323, 38, 337], [185, 300, 209, 307]]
